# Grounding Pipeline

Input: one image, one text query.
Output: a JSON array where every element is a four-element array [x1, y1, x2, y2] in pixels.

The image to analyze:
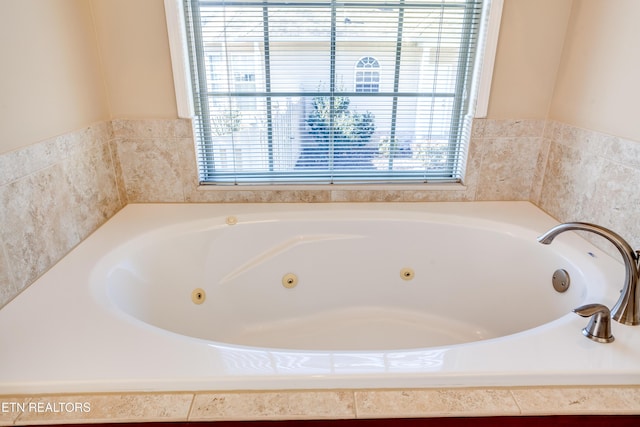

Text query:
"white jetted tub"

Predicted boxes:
[[1, 201, 639, 394]]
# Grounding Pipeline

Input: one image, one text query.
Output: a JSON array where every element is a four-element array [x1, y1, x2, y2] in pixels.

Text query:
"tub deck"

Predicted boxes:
[[1, 202, 640, 423]]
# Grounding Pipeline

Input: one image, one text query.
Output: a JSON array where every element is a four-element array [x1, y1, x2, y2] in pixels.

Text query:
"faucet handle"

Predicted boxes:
[[573, 303, 615, 343]]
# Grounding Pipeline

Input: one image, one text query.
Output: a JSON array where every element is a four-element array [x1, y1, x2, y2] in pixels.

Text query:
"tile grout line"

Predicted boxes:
[[351, 390, 360, 419], [11, 397, 31, 426], [185, 392, 197, 422], [507, 389, 524, 416]]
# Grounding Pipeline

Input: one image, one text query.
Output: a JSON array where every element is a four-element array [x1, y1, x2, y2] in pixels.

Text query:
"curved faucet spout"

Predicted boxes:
[[538, 222, 640, 326]]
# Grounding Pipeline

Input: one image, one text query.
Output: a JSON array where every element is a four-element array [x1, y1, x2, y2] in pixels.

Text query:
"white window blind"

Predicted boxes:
[[182, 0, 485, 185]]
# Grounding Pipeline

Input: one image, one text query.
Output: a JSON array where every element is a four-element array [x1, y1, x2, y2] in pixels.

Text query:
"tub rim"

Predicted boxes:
[[0, 201, 637, 395]]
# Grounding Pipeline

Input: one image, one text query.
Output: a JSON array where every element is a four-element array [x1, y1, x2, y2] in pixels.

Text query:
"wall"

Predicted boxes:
[[550, 0, 640, 142], [487, 0, 573, 119], [0, 0, 109, 154], [82, 0, 575, 123], [90, 0, 178, 119]]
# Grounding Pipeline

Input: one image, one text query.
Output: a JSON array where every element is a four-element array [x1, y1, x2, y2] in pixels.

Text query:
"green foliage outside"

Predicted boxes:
[[296, 91, 376, 169]]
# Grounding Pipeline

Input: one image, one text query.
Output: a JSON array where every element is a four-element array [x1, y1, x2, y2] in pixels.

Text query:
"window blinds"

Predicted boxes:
[[183, 0, 485, 185]]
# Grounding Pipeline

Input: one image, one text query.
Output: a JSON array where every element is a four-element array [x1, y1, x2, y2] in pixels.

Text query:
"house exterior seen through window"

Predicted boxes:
[[355, 56, 380, 93], [183, 0, 485, 184]]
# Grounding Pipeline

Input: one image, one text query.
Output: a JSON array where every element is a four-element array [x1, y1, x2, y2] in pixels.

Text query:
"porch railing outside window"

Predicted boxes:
[[183, 0, 485, 185]]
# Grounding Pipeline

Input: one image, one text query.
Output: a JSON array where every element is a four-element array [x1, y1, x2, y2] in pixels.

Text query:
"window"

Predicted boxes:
[[182, 0, 486, 185], [355, 56, 380, 93]]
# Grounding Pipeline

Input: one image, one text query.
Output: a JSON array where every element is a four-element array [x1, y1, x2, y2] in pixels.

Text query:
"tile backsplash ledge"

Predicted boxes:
[[111, 117, 545, 203], [1, 118, 638, 306]]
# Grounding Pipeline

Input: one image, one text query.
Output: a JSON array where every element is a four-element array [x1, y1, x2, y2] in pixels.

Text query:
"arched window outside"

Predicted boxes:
[[355, 56, 380, 93]]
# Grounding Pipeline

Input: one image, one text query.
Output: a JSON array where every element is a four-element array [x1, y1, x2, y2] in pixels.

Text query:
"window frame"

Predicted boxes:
[[164, 0, 504, 186]]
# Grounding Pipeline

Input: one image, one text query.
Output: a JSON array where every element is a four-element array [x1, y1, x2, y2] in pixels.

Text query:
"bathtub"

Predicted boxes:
[[1, 201, 639, 394]]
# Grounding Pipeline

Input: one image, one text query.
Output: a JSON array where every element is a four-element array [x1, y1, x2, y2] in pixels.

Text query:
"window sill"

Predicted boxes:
[[195, 182, 468, 192]]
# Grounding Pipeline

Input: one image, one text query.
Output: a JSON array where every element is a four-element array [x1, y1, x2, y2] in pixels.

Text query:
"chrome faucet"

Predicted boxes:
[[538, 222, 640, 326]]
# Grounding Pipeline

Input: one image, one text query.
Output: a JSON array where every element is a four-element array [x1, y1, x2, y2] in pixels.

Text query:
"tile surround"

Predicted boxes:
[[1, 117, 640, 424], [0, 122, 124, 307], [537, 121, 640, 253], [189, 391, 355, 421], [2, 116, 640, 303], [354, 388, 521, 418], [10, 393, 193, 425], [111, 119, 196, 203], [107, 117, 640, 255], [1, 386, 640, 425], [110, 117, 546, 204]]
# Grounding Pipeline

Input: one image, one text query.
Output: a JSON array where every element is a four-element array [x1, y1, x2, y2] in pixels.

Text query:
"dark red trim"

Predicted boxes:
[[38, 415, 640, 427]]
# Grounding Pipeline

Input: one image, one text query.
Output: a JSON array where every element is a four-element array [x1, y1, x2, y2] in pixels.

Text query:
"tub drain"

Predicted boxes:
[[552, 269, 570, 293]]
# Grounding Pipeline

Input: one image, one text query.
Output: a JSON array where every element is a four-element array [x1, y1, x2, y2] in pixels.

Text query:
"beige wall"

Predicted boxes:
[[0, 0, 109, 154], [3, 0, 639, 153], [87, 0, 576, 123], [90, 0, 177, 120], [0, 0, 177, 156], [486, 0, 573, 119], [550, 0, 640, 142]]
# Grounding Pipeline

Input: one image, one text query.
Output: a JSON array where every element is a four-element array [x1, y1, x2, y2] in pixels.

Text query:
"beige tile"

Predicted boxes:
[[458, 136, 483, 200], [0, 397, 30, 426], [512, 386, 640, 416], [537, 140, 604, 222], [14, 393, 193, 425], [263, 190, 331, 202], [151, 118, 549, 204], [0, 122, 124, 307], [0, 238, 15, 307], [355, 388, 520, 418], [536, 122, 640, 254], [111, 119, 181, 139], [0, 164, 80, 296], [330, 190, 406, 203], [560, 125, 616, 155], [542, 120, 562, 142], [337, 188, 474, 203], [590, 160, 640, 251], [529, 136, 552, 205], [108, 138, 129, 205], [174, 118, 195, 138], [115, 138, 187, 203], [63, 140, 123, 238], [400, 187, 472, 202], [188, 188, 331, 203], [176, 137, 207, 201], [0, 136, 64, 187], [484, 119, 545, 138], [606, 136, 640, 170], [471, 118, 486, 139], [189, 391, 355, 421], [476, 137, 542, 201]]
